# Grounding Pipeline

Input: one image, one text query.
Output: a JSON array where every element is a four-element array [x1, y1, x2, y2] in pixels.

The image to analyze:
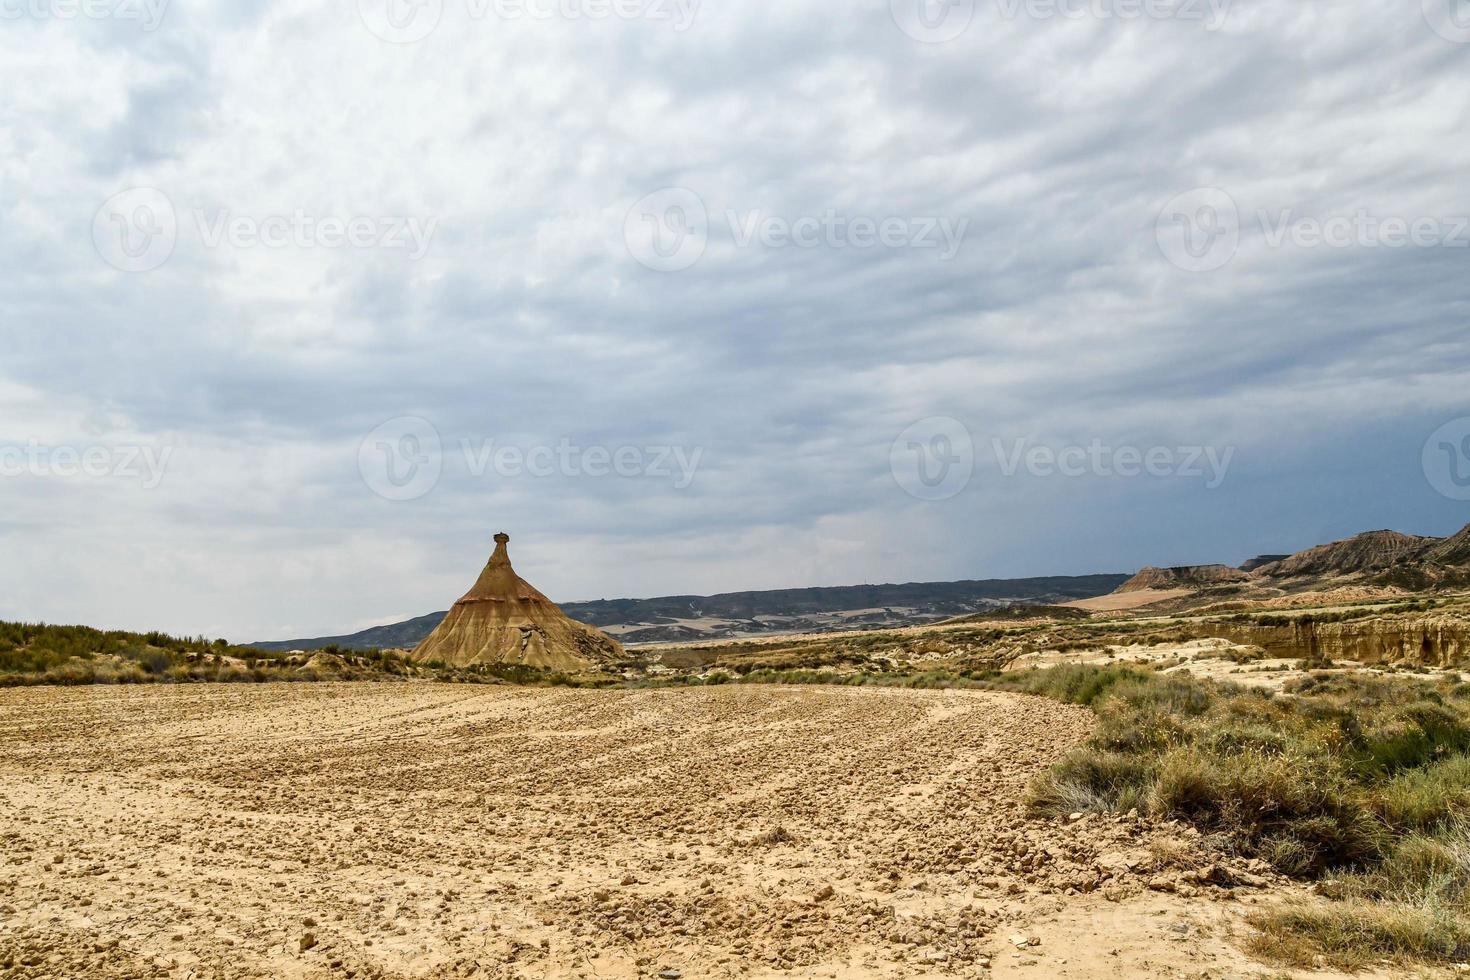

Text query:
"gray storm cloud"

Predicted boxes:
[[0, 0, 1467, 639]]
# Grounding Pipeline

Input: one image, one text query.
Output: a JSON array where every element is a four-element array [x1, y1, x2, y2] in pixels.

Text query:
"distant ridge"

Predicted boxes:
[[1427, 524, 1470, 567], [254, 522, 1470, 651], [1252, 529, 1441, 578], [1239, 554, 1290, 573], [1117, 565, 1250, 593], [248, 573, 1130, 651], [1113, 522, 1470, 596]]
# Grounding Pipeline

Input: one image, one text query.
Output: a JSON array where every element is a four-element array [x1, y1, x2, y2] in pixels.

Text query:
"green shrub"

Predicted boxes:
[[1374, 757, 1470, 831], [139, 649, 174, 675], [986, 661, 1470, 964]]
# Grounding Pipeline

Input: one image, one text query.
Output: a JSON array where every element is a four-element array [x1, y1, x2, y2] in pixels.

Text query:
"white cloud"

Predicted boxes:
[[0, 0, 1466, 638]]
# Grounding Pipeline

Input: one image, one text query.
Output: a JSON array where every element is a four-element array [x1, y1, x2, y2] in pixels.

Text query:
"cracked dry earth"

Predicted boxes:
[[1, 683, 1298, 979]]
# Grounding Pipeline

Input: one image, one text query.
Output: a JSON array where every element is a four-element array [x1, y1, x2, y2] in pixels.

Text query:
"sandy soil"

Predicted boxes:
[[1202, 586, 1408, 611], [0, 683, 1370, 979], [1060, 590, 1194, 612]]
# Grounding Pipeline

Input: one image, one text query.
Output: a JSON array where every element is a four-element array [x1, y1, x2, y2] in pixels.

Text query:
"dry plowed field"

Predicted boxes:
[[0, 683, 1305, 979]]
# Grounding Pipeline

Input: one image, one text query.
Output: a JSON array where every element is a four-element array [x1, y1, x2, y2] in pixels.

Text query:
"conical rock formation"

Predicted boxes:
[[413, 533, 624, 672]]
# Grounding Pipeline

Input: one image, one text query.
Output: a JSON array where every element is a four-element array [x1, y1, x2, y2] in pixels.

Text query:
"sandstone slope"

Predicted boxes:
[[1116, 565, 1250, 593], [412, 533, 623, 672]]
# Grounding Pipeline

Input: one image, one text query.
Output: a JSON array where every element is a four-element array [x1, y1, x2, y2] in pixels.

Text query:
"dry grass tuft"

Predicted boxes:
[[989, 663, 1470, 966]]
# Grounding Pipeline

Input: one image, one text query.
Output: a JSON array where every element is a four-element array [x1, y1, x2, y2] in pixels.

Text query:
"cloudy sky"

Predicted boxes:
[[2, 0, 1468, 641]]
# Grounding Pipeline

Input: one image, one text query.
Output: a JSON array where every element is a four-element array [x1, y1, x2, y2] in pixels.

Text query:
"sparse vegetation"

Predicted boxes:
[[1249, 896, 1470, 968], [1, 622, 436, 686], [10, 598, 1470, 968], [1236, 599, 1440, 628], [967, 661, 1470, 967]]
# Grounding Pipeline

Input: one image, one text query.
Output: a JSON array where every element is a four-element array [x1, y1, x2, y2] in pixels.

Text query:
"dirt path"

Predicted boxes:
[[0, 683, 1344, 978]]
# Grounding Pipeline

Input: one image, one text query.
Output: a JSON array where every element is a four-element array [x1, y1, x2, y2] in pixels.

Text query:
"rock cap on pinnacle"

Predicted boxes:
[[459, 531, 548, 604]]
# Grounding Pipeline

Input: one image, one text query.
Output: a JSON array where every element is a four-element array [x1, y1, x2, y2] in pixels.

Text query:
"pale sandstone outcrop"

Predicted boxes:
[[413, 532, 623, 671]]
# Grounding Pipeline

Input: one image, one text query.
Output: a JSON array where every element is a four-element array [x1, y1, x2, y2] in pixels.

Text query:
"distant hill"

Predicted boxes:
[[1117, 565, 1250, 592], [1252, 530, 1442, 579], [248, 574, 1130, 652], [1427, 524, 1470, 567], [252, 611, 450, 654], [1112, 522, 1470, 596]]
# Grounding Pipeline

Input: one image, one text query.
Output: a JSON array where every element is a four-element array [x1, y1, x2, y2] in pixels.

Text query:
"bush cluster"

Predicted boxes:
[[975, 663, 1470, 966], [0, 623, 421, 686]]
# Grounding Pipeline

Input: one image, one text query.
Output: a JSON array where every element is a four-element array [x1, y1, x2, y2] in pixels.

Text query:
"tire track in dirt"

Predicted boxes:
[[0, 682, 1280, 979]]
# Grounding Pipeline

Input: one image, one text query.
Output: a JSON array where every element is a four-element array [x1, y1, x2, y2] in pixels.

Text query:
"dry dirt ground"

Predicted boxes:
[[1058, 590, 1194, 613], [0, 683, 1385, 980]]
